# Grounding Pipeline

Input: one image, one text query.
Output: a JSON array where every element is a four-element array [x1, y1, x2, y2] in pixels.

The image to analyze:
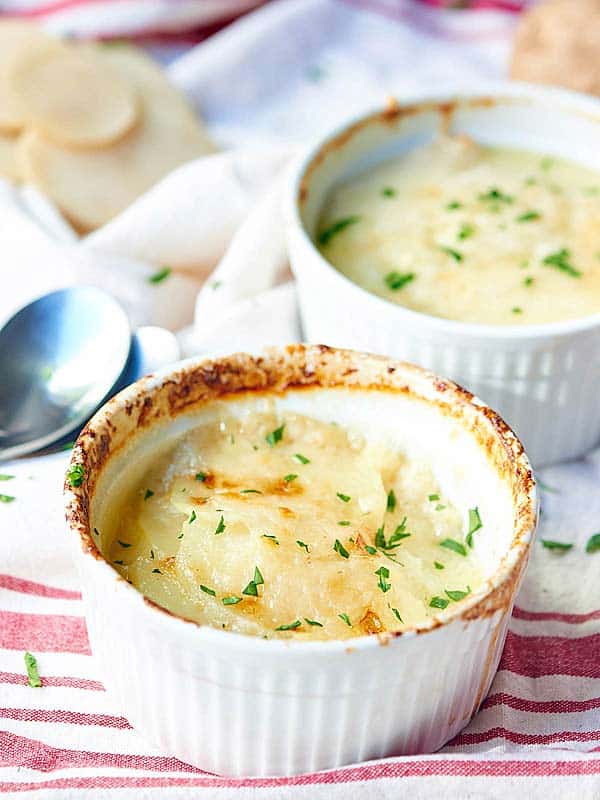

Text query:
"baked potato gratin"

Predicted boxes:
[[101, 406, 483, 640]]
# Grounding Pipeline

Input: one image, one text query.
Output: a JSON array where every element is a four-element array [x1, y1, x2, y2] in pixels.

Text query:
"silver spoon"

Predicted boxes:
[[0, 286, 177, 461]]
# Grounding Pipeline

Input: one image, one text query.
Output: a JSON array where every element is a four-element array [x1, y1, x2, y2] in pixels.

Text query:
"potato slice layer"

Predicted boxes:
[[18, 46, 214, 231], [0, 21, 55, 132], [10, 45, 139, 147]]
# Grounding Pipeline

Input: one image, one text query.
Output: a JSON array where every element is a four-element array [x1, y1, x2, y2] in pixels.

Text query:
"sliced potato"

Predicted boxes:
[[10, 45, 139, 147], [18, 46, 214, 231], [0, 21, 56, 132], [0, 130, 20, 181]]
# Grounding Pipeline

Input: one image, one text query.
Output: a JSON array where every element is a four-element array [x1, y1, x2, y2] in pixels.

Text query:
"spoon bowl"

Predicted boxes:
[[0, 286, 131, 460]]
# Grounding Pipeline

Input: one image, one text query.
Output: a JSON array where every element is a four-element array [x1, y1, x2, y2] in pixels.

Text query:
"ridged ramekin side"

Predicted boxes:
[[78, 553, 512, 777]]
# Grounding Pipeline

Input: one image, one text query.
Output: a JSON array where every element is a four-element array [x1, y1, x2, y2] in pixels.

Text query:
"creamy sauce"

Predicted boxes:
[[105, 409, 483, 640], [317, 136, 600, 325]]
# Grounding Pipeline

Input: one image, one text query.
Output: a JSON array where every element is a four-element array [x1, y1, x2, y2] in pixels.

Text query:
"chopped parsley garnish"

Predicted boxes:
[[523, 276, 534, 287], [439, 246, 463, 262], [188, 510, 196, 524], [304, 618, 323, 627], [541, 540, 573, 552], [430, 596, 449, 609], [214, 515, 226, 535], [144, 489, 154, 500], [517, 210, 541, 223], [391, 607, 403, 623], [386, 489, 397, 512], [337, 520, 351, 526], [428, 493, 439, 501], [266, 425, 285, 447], [200, 584, 216, 596], [94, 527, 100, 536], [440, 538, 467, 556], [466, 507, 482, 548], [338, 613, 352, 627], [296, 540, 310, 552], [365, 545, 377, 555], [446, 200, 462, 210], [333, 539, 350, 559], [242, 566, 264, 597], [375, 565, 391, 593], [585, 533, 600, 553], [337, 492, 351, 503], [512, 307, 523, 315], [222, 596, 242, 605], [458, 223, 475, 240], [24, 652, 41, 688], [195, 472, 207, 482], [150, 549, 154, 559], [318, 216, 361, 246], [66, 464, 84, 488], [435, 504, 446, 511], [434, 561, 445, 570], [293, 453, 310, 465], [241, 489, 262, 494], [0, 474, 14, 481], [148, 266, 171, 284], [478, 187, 514, 205], [376, 520, 411, 551], [262, 533, 279, 545], [446, 587, 471, 602], [385, 271, 415, 291], [152, 568, 162, 574], [542, 248, 581, 278], [117, 540, 131, 548], [382, 186, 396, 198], [0, 494, 15, 503], [113, 560, 125, 565], [275, 620, 302, 631], [283, 474, 298, 483]]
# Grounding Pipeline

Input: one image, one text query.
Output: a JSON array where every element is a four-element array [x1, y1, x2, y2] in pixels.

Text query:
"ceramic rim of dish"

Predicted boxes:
[[64, 344, 537, 653], [287, 80, 600, 341]]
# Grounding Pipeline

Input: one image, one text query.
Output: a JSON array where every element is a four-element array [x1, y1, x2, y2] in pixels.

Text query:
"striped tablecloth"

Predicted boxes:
[[2, 0, 600, 797]]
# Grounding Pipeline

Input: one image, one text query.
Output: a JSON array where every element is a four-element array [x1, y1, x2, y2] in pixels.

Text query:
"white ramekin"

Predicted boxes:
[[65, 345, 536, 777], [286, 83, 600, 467]]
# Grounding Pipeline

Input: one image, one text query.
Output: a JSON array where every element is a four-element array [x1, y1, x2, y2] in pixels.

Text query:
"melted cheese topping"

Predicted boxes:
[[105, 409, 482, 640], [317, 136, 600, 325]]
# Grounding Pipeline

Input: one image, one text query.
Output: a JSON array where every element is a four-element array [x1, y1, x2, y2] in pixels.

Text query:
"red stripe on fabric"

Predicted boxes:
[[0, 671, 103, 691], [0, 575, 81, 601], [513, 606, 600, 624], [499, 631, 600, 678], [5, 0, 155, 18], [0, 611, 90, 654], [449, 727, 600, 748], [0, 731, 201, 773], [2, 757, 600, 791], [0, 707, 129, 729], [483, 692, 600, 714]]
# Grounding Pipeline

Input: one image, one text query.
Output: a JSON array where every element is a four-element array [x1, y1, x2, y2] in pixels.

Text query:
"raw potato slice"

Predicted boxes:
[[10, 45, 139, 147], [0, 131, 20, 181], [0, 21, 55, 132], [18, 46, 214, 232]]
